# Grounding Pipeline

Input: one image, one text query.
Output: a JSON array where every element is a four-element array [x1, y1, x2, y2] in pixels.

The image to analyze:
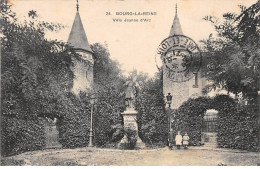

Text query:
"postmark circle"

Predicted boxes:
[[155, 35, 202, 82]]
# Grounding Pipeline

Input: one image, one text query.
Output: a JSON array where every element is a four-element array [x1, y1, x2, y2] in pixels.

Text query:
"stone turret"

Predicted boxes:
[[163, 4, 205, 110], [68, 1, 94, 95], [169, 4, 183, 36]]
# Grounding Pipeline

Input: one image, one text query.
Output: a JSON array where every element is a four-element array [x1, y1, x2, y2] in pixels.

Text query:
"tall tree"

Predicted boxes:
[[0, 1, 80, 155], [201, 1, 260, 147], [90, 43, 126, 146], [201, 1, 260, 100]]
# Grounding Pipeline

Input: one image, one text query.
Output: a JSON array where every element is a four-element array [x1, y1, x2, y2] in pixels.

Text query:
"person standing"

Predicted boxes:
[[183, 132, 189, 149], [168, 128, 174, 150], [175, 131, 182, 149]]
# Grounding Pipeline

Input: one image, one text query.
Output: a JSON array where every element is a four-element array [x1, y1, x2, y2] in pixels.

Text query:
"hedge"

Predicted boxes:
[[118, 128, 138, 149], [172, 94, 259, 151], [136, 75, 168, 145], [1, 115, 45, 156], [215, 96, 259, 151], [171, 96, 211, 145], [56, 93, 91, 148]]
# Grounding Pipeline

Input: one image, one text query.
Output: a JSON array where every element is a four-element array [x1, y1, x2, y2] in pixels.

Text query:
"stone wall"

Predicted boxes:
[[71, 51, 93, 95], [163, 70, 207, 109]]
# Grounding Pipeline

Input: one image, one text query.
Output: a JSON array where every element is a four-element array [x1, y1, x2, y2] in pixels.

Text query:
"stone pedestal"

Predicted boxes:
[[118, 109, 145, 149]]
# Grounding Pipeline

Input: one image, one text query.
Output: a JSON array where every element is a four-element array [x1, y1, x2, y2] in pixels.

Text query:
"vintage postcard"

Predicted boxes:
[[1, 0, 260, 166]]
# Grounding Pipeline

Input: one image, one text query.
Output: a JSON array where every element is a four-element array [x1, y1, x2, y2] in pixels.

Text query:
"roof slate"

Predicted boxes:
[[169, 9, 183, 36], [68, 12, 93, 53]]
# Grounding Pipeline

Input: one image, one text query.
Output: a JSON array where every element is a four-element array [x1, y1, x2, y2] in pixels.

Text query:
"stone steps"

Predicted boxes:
[[203, 142, 217, 149]]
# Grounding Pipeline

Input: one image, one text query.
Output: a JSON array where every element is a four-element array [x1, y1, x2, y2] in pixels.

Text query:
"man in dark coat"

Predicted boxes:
[[168, 128, 174, 150]]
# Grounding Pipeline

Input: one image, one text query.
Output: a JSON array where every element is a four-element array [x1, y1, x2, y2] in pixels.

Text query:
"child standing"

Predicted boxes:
[[183, 132, 189, 149], [175, 131, 182, 149]]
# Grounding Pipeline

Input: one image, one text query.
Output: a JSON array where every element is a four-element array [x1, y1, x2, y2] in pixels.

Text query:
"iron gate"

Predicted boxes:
[[202, 115, 218, 132]]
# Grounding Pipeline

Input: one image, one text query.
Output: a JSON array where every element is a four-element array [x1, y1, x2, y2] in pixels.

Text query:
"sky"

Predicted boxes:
[[11, 0, 257, 77]]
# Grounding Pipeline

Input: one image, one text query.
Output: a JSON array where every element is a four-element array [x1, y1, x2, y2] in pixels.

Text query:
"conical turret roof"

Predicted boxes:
[[169, 4, 183, 36], [68, 12, 93, 53]]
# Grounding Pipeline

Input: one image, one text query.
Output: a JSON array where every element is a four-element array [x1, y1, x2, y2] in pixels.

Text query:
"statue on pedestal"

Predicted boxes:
[[119, 76, 145, 149], [124, 77, 139, 109]]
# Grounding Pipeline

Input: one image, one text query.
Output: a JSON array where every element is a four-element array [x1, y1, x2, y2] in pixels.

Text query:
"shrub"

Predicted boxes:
[[136, 73, 168, 145], [119, 128, 138, 149], [1, 115, 45, 156], [125, 128, 138, 149], [1, 2, 75, 156], [111, 124, 124, 142], [92, 95, 124, 147], [91, 43, 125, 147], [56, 93, 90, 148], [216, 95, 259, 151]]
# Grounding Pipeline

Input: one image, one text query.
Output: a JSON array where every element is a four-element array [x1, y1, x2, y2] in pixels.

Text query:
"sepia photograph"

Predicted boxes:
[[0, 0, 260, 166]]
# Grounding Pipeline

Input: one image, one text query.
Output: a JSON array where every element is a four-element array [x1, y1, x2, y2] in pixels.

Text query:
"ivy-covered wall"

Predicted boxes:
[[214, 95, 259, 151], [171, 95, 259, 151], [171, 96, 211, 145], [56, 93, 91, 148], [1, 115, 45, 156]]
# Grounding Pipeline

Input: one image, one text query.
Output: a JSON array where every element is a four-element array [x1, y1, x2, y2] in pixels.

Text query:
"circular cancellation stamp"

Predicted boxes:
[[155, 35, 202, 82]]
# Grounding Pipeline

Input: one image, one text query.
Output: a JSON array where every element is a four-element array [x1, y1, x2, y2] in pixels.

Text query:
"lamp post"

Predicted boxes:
[[166, 93, 173, 131], [88, 94, 95, 147]]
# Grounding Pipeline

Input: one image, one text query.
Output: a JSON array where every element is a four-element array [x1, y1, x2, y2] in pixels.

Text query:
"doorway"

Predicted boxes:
[[43, 117, 62, 149], [201, 109, 218, 148]]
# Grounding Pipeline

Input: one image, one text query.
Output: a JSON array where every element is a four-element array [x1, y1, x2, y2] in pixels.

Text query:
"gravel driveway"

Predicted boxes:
[[1, 147, 260, 166]]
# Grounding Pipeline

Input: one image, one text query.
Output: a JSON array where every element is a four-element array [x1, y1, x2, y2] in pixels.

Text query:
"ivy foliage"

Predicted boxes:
[[200, 1, 260, 151], [56, 93, 91, 148], [172, 96, 211, 145], [201, 2, 260, 99], [1, 2, 79, 155], [90, 43, 126, 147], [172, 95, 259, 151], [122, 128, 138, 149], [136, 72, 168, 145], [1, 116, 45, 156], [215, 95, 259, 151], [0, 1, 167, 154]]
